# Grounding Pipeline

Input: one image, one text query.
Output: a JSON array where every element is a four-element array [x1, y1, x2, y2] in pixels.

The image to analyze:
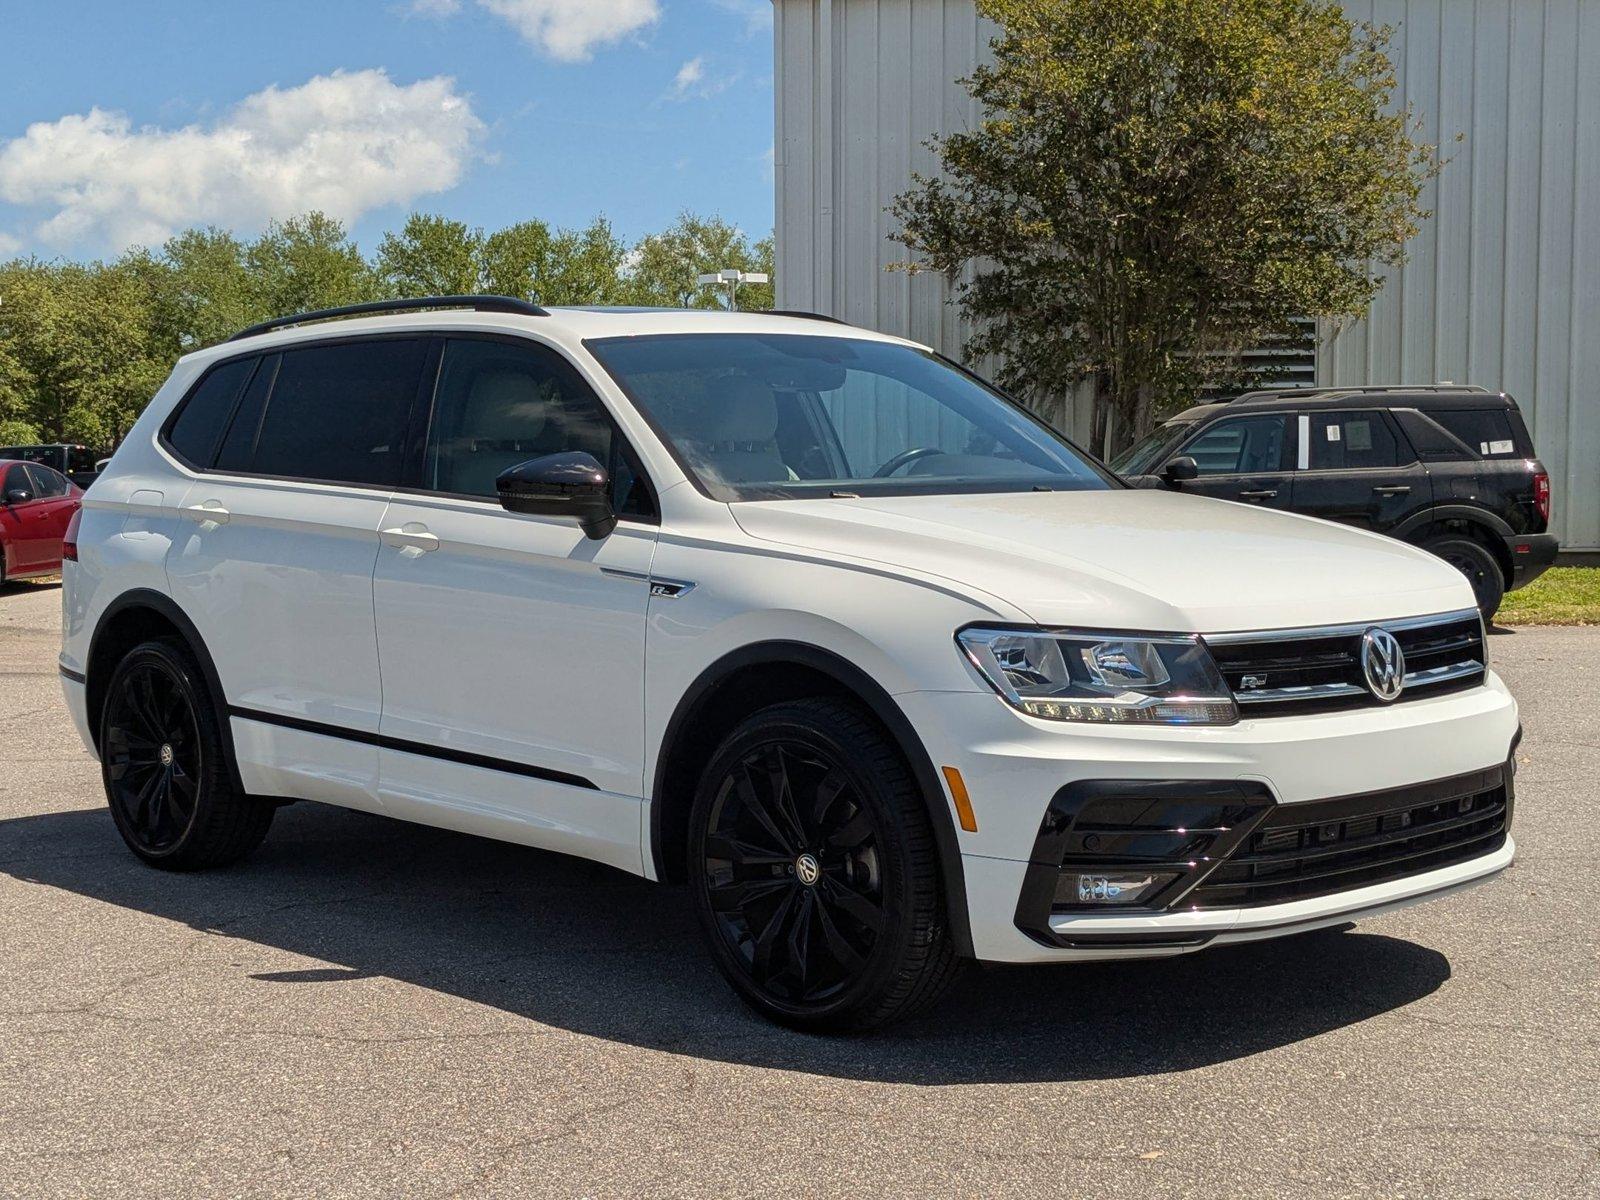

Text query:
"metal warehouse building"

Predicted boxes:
[[773, 0, 1600, 550]]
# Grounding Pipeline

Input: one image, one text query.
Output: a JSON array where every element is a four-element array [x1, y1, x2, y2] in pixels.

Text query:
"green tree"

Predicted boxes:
[[480, 217, 630, 305], [625, 213, 773, 310], [245, 212, 379, 317], [891, 0, 1440, 453], [151, 227, 261, 353], [376, 213, 484, 297]]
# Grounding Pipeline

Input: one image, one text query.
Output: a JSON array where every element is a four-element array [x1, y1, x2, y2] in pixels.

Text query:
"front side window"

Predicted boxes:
[[586, 333, 1112, 501], [2, 463, 31, 498], [423, 338, 652, 516], [229, 339, 425, 486], [1307, 411, 1412, 470], [1182, 415, 1289, 475]]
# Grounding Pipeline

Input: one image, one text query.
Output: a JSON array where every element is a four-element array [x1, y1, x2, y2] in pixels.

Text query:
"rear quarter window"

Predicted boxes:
[[1429, 408, 1520, 458], [165, 357, 257, 468]]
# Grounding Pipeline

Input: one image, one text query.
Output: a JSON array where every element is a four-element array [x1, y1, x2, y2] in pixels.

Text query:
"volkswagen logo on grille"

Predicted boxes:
[[1360, 627, 1406, 702]]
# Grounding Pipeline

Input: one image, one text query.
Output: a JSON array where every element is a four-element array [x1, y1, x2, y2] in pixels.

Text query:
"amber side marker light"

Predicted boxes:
[[942, 766, 978, 833]]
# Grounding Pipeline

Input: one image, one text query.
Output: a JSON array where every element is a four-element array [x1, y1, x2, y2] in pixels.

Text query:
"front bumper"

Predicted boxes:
[[1503, 532, 1559, 590], [899, 673, 1520, 963]]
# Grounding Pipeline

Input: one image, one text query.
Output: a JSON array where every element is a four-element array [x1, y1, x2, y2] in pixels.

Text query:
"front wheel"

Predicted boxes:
[[1421, 535, 1505, 620], [100, 638, 274, 869], [689, 698, 962, 1032]]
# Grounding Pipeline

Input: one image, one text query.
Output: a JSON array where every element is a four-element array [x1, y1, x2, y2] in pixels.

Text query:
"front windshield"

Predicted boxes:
[[1110, 420, 1194, 476], [586, 333, 1115, 501]]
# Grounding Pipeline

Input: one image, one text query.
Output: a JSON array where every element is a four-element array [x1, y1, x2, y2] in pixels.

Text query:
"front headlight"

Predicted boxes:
[[957, 627, 1238, 725]]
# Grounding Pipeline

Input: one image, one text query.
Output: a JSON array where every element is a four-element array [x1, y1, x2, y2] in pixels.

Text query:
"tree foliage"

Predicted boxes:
[[891, 0, 1442, 453], [0, 210, 769, 449]]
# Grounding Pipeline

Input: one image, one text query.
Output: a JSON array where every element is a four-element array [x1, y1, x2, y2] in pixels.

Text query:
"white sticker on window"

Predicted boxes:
[[1485, 439, 1514, 455]]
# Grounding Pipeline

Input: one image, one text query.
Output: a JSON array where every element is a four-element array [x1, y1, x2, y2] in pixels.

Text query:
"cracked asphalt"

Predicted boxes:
[[1, 578, 1596, 1198]]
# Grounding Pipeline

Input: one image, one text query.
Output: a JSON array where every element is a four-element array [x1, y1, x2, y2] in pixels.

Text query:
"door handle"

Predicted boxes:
[[181, 502, 230, 525], [1371, 485, 1411, 496], [380, 525, 440, 552], [1238, 489, 1278, 499]]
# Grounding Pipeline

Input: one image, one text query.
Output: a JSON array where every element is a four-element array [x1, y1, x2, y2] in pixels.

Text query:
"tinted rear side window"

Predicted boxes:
[[232, 340, 426, 486], [1430, 408, 1520, 458], [167, 357, 256, 467]]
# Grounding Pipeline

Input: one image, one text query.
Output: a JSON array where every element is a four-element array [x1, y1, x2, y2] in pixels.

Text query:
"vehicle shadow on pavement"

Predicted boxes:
[[2, 801, 1452, 1084]]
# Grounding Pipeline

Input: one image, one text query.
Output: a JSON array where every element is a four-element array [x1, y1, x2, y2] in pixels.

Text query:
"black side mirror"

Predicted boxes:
[[1161, 456, 1199, 485], [4, 489, 31, 506], [495, 451, 617, 540]]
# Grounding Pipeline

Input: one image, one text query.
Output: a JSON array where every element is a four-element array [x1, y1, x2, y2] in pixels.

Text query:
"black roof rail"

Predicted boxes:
[[765, 309, 850, 325], [227, 295, 548, 342], [1228, 383, 1489, 404]]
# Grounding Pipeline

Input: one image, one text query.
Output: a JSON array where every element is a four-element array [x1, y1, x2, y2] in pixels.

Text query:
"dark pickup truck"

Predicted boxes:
[[1112, 385, 1558, 618]]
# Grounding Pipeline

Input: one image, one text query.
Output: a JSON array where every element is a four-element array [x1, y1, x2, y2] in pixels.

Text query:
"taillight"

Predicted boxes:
[[1532, 468, 1551, 524], [62, 508, 82, 562]]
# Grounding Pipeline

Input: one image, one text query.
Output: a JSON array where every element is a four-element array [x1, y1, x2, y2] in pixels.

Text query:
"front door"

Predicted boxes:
[[1173, 412, 1296, 509], [372, 335, 659, 873], [1, 463, 45, 573], [1290, 410, 1434, 531]]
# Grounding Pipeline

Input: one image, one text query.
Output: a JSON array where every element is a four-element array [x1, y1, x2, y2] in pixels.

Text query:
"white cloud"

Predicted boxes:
[[0, 230, 20, 258], [671, 57, 706, 97], [0, 69, 483, 253], [666, 55, 739, 102], [477, 0, 659, 62]]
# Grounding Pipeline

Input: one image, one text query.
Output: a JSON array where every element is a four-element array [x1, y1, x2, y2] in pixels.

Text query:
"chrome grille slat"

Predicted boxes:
[[1207, 610, 1486, 716]]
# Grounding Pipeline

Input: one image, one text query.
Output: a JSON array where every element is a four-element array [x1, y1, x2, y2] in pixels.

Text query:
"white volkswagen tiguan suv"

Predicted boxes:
[[59, 297, 1519, 1030]]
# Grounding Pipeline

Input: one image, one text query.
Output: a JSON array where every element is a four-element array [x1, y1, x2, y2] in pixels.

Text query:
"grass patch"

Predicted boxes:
[[1497, 567, 1600, 626]]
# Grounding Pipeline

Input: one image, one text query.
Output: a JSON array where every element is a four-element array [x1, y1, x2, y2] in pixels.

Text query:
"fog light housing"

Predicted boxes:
[[1057, 870, 1177, 907]]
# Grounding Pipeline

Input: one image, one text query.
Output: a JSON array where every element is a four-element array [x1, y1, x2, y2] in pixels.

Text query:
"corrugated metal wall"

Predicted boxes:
[[775, 0, 1600, 548], [1321, 1, 1600, 550]]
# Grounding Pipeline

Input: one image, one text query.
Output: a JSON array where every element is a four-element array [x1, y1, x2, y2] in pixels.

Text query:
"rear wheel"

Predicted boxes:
[[100, 638, 274, 869], [1421, 535, 1504, 620], [689, 698, 962, 1032]]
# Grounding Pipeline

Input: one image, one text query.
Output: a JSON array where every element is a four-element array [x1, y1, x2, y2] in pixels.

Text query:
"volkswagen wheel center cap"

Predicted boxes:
[[159, 743, 175, 766], [795, 853, 821, 886], [1361, 627, 1406, 702]]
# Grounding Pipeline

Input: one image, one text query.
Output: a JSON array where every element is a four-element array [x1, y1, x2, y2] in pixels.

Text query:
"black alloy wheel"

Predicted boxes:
[[703, 739, 886, 1005], [690, 698, 962, 1031], [100, 639, 275, 869], [1423, 535, 1505, 620], [104, 654, 201, 853]]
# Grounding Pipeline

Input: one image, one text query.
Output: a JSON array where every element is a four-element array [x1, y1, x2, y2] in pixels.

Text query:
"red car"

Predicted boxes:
[[0, 458, 83, 585]]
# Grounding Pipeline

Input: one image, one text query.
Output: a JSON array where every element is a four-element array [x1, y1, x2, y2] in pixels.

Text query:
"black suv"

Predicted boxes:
[[1112, 386, 1557, 618], [0, 443, 103, 490]]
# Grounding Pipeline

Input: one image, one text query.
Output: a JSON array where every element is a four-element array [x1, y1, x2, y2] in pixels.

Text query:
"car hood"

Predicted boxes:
[[731, 488, 1475, 632]]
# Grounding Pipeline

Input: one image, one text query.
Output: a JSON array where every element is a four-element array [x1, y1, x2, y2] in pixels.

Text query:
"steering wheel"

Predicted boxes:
[[873, 447, 946, 478]]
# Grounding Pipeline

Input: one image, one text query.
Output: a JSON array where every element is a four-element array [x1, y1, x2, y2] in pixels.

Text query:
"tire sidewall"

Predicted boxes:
[[1425, 536, 1505, 618], [688, 704, 924, 1026], [99, 639, 213, 864]]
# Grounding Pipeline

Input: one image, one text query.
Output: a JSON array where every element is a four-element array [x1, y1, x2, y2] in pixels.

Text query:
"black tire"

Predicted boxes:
[[99, 638, 274, 870], [689, 697, 963, 1032], [1421, 535, 1505, 620]]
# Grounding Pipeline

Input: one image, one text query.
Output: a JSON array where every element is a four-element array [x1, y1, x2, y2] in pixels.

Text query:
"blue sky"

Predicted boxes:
[[0, 0, 775, 260]]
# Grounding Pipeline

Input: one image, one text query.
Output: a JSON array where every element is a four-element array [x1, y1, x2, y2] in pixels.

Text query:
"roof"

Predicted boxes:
[[1226, 385, 1515, 412], [201, 299, 897, 367]]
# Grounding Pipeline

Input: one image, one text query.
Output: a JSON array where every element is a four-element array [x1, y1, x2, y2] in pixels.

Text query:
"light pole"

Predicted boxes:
[[695, 268, 769, 311]]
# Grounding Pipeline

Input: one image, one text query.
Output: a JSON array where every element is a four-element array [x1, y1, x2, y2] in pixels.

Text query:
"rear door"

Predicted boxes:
[[21, 464, 77, 568], [167, 336, 430, 812], [1172, 412, 1297, 509], [1291, 410, 1433, 531]]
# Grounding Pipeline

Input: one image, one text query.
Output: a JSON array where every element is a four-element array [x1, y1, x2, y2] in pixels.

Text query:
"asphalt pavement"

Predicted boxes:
[[1, 578, 1595, 1198]]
